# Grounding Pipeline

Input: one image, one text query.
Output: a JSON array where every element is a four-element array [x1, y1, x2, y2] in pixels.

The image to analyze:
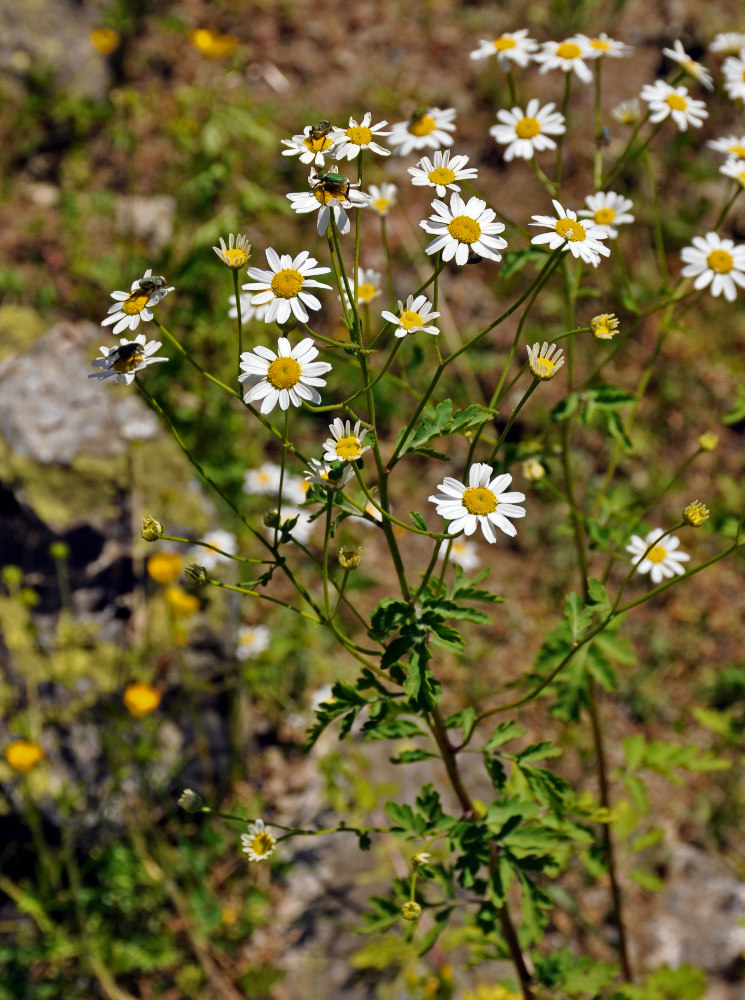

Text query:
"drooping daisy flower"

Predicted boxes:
[[188, 529, 237, 571], [408, 150, 478, 197], [89, 334, 168, 385], [387, 107, 457, 157], [304, 458, 355, 491], [640, 80, 708, 130], [590, 313, 620, 339], [420, 193, 507, 266], [241, 818, 277, 861], [287, 167, 371, 236], [534, 37, 594, 84], [469, 29, 539, 68], [239, 337, 332, 413], [489, 99, 566, 161], [228, 293, 269, 323], [530, 199, 610, 266], [212, 233, 251, 270], [708, 134, 745, 158], [662, 40, 714, 90], [330, 112, 391, 159], [437, 537, 481, 572], [241, 248, 331, 324], [281, 121, 335, 166], [626, 529, 690, 584], [381, 294, 440, 338], [722, 55, 745, 102], [429, 463, 526, 543], [243, 462, 284, 496], [720, 157, 745, 187], [340, 267, 382, 308], [236, 624, 270, 660], [526, 342, 565, 380], [367, 182, 398, 216], [611, 98, 641, 125], [101, 269, 173, 336], [322, 418, 370, 463], [578, 191, 635, 238], [708, 32, 745, 56], [679, 232, 745, 302], [576, 32, 632, 59]]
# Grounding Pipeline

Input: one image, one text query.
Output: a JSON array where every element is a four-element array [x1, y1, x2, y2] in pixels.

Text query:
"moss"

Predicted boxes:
[[0, 306, 47, 362]]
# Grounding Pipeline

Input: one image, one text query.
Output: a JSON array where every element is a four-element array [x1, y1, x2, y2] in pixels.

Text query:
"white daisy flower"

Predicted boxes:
[[243, 462, 284, 496], [330, 112, 391, 159], [212, 233, 251, 270], [236, 624, 270, 659], [576, 32, 632, 59], [429, 463, 526, 543], [322, 418, 370, 463], [708, 32, 745, 56], [530, 199, 610, 267], [437, 537, 481, 572], [420, 193, 507, 266], [281, 121, 335, 166], [578, 191, 635, 238], [526, 341, 565, 380], [239, 336, 332, 414], [381, 294, 440, 337], [640, 80, 708, 130], [611, 98, 641, 125], [188, 529, 237, 571], [708, 134, 745, 158], [241, 818, 276, 860], [228, 293, 269, 323], [241, 247, 331, 325], [626, 529, 690, 584], [88, 334, 168, 385], [723, 55, 745, 102], [720, 157, 745, 187], [387, 107, 457, 157], [304, 458, 355, 491], [679, 232, 745, 302], [340, 267, 382, 309], [662, 40, 714, 90], [489, 98, 566, 161], [469, 29, 539, 68], [101, 269, 173, 336], [367, 182, 398, 216], [534, 37, 594, 84], [408, 150, 478, 197], [287, 167, 371, 236]]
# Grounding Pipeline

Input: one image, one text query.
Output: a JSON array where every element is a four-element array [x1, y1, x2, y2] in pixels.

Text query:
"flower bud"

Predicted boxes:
[[401, 901, 422, 921], [49, 540, 70, 561], [338, 545, 362, 570], [683, 500, 710, 526], [178, 788, 205, 813], [522, 457, 545, 482], [141, 516, 164, 541], [263, 509, 280, 528], [184, 563, 208, 586], [698, 432, 718, 452], [590, 313, 620, 340]]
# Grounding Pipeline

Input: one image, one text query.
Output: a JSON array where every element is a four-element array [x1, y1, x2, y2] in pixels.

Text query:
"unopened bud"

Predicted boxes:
[[698, 432, 718, 452], [178, 788, 204, 813], [141, 516, 164, 541], [49, 540, 70, 561], [590, 313, 620, 340], [184, 563, 208, 586], [683, 500, 710, 526], [401, 901, 422, 922], [263, 509, 280, 529], [338, 545, 362, 570], [522, 457, 545, 482]]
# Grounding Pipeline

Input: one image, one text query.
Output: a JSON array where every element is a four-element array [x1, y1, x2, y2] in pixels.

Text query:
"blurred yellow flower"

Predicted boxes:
[[698, 432, 718, 451], [123, 682, 162, 718], [147, 552, 182, 585], [164, 586, 201, 618], [464, 985, 522, 1000], [89, 27, 121, 56], [5, 739, 44, 774], [189, 28, 238, 59]]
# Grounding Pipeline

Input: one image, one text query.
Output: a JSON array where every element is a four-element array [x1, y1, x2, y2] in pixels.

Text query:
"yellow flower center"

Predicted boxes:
[[122, 291, 150, 315], [399, 309, 423, 330], [357, 282, 377, 302], [516, 116, 541, 139], [555, 218, 587, 242], [556, 42, 582, 60], [646, 545, 667, 563], [707, 248, 733, 273], [89, 27, 120, 55], [335, 435, 362, 460], [532, 356, 556, 377], [462, 486, 497, 516], [112, 346, 145, 373], [251, 832, 275, 857], [429, 166, 456, 185], [447, 215, 481, 244], [373, 197, 391, 213], [303, 135, 333, 154], [409, 114, 436, 137], [730, 144, 745, 156], [223, 248, 248, 268], [346, 125, 372, 146], [591, 38, 611, 51], [123, 682, 162, 718], [270, 268, 304, 298], [594, 207, 616, 225], [494, 36, 517, 51], [665, 93, 688, 111], [267, 356, 302, 390], [5, 739, 45, 773], [313, 186, 346, 206]]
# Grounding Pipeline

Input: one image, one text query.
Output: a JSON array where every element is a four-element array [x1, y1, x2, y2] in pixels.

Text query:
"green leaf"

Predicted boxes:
[[483, 720, 525, 751], [390, 748, 439, 764], [408, 511, 428, 531], [369, 599, 412, 641], [444, 706, 477, 743], [629, 867, 665, 892], [417, 906, 454, 956]]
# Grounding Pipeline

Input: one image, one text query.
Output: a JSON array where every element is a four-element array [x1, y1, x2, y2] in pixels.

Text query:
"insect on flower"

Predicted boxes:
[[137, 274, 169, 296], [311, 167, 352, 202]]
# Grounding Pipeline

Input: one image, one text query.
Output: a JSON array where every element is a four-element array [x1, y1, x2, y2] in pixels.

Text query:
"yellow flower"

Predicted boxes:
[[5, 739, 44, 774], [591, 313, 620, 340], [683, 500, 710, 526], [147, 552, 182, 585], [698, 432, 718, 451], [141, 516, 163, 541], [123, 682, 162, 718], [464, 986, 522, 1000], [164, 586, 201, 618], [189, 28, 238, 59], [89, 27, 121, 56], [400, 901, 422, 921]]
